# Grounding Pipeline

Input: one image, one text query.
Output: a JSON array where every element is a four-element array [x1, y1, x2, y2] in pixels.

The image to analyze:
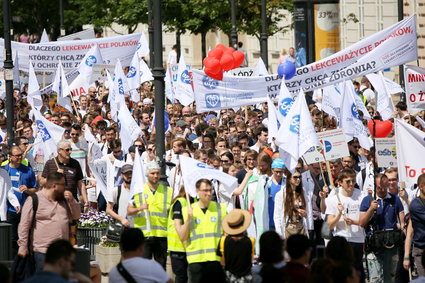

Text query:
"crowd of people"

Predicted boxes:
[[1, 62, 425, 283]]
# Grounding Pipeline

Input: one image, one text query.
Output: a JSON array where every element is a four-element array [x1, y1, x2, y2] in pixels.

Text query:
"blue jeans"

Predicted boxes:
[[367, 247, 398, 283], [34, 252, 46, 272]]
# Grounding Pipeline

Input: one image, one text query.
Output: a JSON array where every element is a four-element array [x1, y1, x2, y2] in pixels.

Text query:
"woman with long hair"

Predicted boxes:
[[274, 169, 309, 238]]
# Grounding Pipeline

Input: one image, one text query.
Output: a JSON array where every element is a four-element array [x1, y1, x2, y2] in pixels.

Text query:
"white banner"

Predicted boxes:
[[192, 69, 281, 112], [303, 129, 350, 164], [0, 33, 142, 71], [404, 65, 425, 113], [375, 138, 397, 167], [230, 67, 255, 77], [285, 15, 417, 92], [395, 119, 425, 187]]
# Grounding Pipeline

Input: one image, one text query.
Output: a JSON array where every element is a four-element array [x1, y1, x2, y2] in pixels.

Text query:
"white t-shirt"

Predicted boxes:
[[325, 188, 365, 243], [109, 257, 170, 283], [106, 185, 130, 218], [167, 49, 177, 66]]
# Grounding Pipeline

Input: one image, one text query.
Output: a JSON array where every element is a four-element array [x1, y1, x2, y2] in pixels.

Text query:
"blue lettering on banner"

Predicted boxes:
[[36, 120, 52, 142], [127, 66, 137, 78], [196, 162, 215, 169], [118, 78, 124, 95], [181, 70, 191, 84], [205, 93, 221, 108], [289, 115, 300, 134], [351, 103, 361, 120], [202, 75, 218, 90], [279, 98, 294, 117], [85, 55, 97, 67]]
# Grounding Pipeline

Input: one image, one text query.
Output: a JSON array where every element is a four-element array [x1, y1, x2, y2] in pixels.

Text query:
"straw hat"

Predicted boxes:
[[222, 209, 251, 235]]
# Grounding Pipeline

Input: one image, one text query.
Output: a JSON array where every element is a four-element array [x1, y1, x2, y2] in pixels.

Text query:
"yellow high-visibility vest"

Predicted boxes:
[[185, 201, 226, 264], [167, 197, 188, 252], [133, 183, 172, 237]]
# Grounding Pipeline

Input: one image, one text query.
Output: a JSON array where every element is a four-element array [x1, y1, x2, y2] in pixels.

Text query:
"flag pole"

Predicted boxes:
[[140, 192, 151, 232]]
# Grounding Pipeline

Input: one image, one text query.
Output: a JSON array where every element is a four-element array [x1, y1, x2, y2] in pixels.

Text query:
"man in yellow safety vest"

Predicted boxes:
[[127, 162, 172, 269], [182, 178, 227, 283]]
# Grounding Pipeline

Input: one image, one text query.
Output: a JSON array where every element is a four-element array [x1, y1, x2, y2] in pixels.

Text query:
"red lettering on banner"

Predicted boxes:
[[408, 74, 425, 82]]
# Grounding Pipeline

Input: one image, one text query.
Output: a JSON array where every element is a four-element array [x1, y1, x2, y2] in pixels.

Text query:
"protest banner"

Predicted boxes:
[[0, 71, 5, 99], [0, 33, 142, 71], [284, 15, 416, 92], [302, 128, 350, 164], [230, 67, 255, 77], [192, 69, 282, 112], [404, 65, 425, 113], [375, 138, 397, 167], [395, 119, 425, 186]]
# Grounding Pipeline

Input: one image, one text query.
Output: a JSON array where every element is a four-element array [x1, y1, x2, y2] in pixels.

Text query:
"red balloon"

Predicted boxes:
[[220, 53, 234, 71], [208, 48, 224, 60], [203, 57, 221, 74], [367, 120, 393, 138], [224, 47, 235, 54], [232, 51, 245, 69], [216, 44, 226, 51], [204, 67, 223, 81]]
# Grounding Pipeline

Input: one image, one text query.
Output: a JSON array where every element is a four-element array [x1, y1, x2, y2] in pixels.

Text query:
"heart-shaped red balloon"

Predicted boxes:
[[367, 119, 393, 138], [204, 67, 223, 81], [220, 53, 235, 71], [215, 44, 227, 51], [232, 50, 245, 69], [203, 57, 222, 74], [208, 48, 224, 60]]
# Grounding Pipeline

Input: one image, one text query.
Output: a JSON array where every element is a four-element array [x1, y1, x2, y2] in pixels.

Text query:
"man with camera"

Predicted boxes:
[[360, 173, 405, 283]]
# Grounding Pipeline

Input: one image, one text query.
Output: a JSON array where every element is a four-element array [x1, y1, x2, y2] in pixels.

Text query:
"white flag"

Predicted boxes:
[[175, 54, 194, 106], [139, 59, 154, 84], [113, 59, 130, 102], [128, 148, 147, 202], [27, 60, 42, 109], [179, 155, 237, 198], [84, 125, 96, 143], [13, 52, 20, 89], [253, 57, 269, 76], [52, 61, 73, 112], [340, 81, 372, 149], [78, 44, 103, 84], [118, 104, 142, 152], [33, 109, 65, 158], [87, 142, 107, 198], [136, 32, 150, 58], [165, 67, 174, 103], [277, 80, 295, 120], [106, 70, 119, 122], [127, 52, 141, 102], [367, 72, 394, 120], [321, 83, 343, 119], [40, 29, 49, 43], [395, 119, 425, 187], [382, 76, 404, 94], [276, 91, 320, 172], [267, 96, 278, 144]]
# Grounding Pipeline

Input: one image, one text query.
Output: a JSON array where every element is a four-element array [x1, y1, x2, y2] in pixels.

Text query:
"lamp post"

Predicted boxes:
[[398, 0, 405, 97], [260, 0, 268, 68], [59, 0, 65, 36], [147, 0, 154, 69], [152, 0, 167, 181], [3, 0, 15, 146], [230, 0, 237, 48]]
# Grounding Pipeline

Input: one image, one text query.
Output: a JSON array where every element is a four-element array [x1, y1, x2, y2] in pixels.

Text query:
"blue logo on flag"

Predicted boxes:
[[196, 162, 214, 169], [351, 103, 361, 120], [324, 140, 332, 152], [118, 78, 124, 95], [289, 115, 300, 134], [137, 42, 141, 50], [181, 70, 191, 84], [205, 93, 221, 108], [279, 98, 294, 117], [85, 55, 97, 67], [36, 120, 52, 142], [202, 75, 218, 90], [139, 70, 144, 78], [127, 66, 137, 78]]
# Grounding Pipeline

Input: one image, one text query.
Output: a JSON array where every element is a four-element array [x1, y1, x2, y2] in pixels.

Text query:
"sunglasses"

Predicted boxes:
[[344, 180, 356, 185], [71, 133, 80, 137], [61, 148, 72, 152], [292, 176, 302, 179]]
